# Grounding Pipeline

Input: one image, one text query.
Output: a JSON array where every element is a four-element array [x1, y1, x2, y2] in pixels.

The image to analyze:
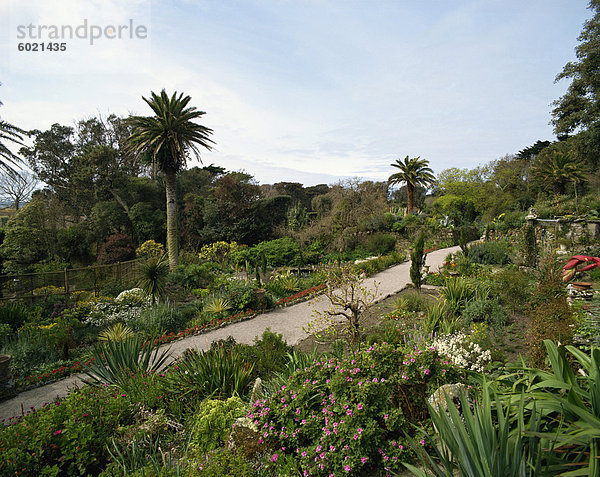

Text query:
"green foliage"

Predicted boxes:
[[129, 304, 188, 336], [395, 291, 429, 313], [248, 329, 293, 378], [0, 384, 135, 476], [461, 298, 507, 329], [423, 300, 455, 335], [83, 336, 171, 388], [168, 262, 220, 290], [524, 224, 538, 268], [440, 277, 476, 317], [410, 233, 426, 291], [407, 382, 548, 477], [56, 224, 92, 264], [188, 396, 246, 455], [265, 269, 301, 297], [137, 256, 169, 304], [246, 237, 301, 268], [491, 266, 532, 310], [163, 344, 254, 406], [0, 301, 32, 332], [467, 240, 512, 265], [194, 447, 254, 476], [365, 232, 396, 255]]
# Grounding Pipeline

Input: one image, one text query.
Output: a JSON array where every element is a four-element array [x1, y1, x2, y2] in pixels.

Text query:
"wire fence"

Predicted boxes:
[[0, 259, 141, 303]]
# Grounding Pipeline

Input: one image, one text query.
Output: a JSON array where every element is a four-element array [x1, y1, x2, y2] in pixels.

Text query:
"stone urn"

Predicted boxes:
[[0, 354, 11, 383]]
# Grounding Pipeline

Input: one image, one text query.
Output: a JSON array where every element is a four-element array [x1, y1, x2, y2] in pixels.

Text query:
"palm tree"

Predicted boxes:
[[127, 90, 215, 270], [388, 156, 436, 214], [0, 87, 27, 177], [532, 151, 588, 196]]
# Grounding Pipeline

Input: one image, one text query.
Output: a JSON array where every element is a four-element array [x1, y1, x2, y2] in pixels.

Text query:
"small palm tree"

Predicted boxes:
[[127, 90, 215, 270], [388, 156, 436, 214]]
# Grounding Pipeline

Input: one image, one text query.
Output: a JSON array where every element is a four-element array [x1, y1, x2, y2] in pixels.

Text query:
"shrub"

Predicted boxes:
[[0, 302, 32, 332], [97, 233, 137, 265], [395, 292, 429, 313], [135, 240, 165, 260], [365, 233, 396, 255], [249, 237, 301, 268], [528, 296, 576, 367], [461, 298, 507, 328], [491, 266, 531, 310], [467, 241, 511, 265], [432, 332, 491, 372], [188, 396, 246, 455], [129, 305, 187, 336], [266, 270, 301, 298], [168, 262, 220, 290], [0, 385, 135, 476], [254, 342, 462, 476]]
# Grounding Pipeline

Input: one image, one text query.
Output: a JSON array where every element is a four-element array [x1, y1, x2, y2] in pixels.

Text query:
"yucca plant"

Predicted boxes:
[[83, 335, 171, 388], [203, 296, 231, 315], [137, 255, 169, 305], [98, 323, 135, 342], [405, 382, 553, 477], [164, 345, 254, 402], [423, 300, 449, 334]]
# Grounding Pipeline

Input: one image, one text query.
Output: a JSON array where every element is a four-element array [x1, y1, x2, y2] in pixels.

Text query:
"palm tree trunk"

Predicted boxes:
[[407, 184, 414, 214], [164, 170, 179, 271]]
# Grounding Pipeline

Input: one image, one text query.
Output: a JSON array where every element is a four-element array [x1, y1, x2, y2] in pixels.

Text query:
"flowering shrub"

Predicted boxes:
[[432, 332, 491, 372], [251, 343, 461, 476], [115, 287, 150, 305], [0, 384, 135, 475]]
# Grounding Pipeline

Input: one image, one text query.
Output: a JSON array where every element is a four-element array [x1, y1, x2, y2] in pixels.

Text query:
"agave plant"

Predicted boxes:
[[98, 323, 135, 342], [83, 335, 171, 388]]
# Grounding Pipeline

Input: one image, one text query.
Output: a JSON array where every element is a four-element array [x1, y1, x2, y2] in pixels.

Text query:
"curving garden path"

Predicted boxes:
[[0, 246, 458, 421]]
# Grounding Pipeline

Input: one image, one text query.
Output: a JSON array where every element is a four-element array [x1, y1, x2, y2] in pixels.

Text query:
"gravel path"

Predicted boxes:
[[0, 246, 458, 421]]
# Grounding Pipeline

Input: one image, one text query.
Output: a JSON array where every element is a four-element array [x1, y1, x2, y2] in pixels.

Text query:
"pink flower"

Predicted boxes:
[[53, 429, 62, 436], [361, 456, 368, 463], [270, 453, 278, 462], [344, 465, 352, 472], [357, 403, 363, 410]]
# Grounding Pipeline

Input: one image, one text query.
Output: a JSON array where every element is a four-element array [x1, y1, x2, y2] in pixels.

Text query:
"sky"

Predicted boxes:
[[0, 0, 592, 186]]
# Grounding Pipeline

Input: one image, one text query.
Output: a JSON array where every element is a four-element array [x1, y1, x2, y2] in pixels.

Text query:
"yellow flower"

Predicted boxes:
[[39, 322, 57, 330]]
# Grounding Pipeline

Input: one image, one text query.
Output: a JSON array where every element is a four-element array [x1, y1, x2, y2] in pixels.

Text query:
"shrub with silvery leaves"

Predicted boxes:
[[432, 332, 491, 372]]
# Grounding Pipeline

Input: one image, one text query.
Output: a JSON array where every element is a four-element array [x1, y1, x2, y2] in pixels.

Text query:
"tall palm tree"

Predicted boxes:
[[127, 90, 215, 270], [0, 87, 27, 177], [388, 155, 436, 214]]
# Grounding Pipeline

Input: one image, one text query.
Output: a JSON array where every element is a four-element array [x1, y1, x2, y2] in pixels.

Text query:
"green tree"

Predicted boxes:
[[388, 156, 436, 214], [410, 232, 426, 291], [552, 1, 600, 136], [126, 90, 215, 270]]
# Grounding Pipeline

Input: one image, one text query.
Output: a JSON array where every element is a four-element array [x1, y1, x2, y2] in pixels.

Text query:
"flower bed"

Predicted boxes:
[[276, 284, 326, 307]]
